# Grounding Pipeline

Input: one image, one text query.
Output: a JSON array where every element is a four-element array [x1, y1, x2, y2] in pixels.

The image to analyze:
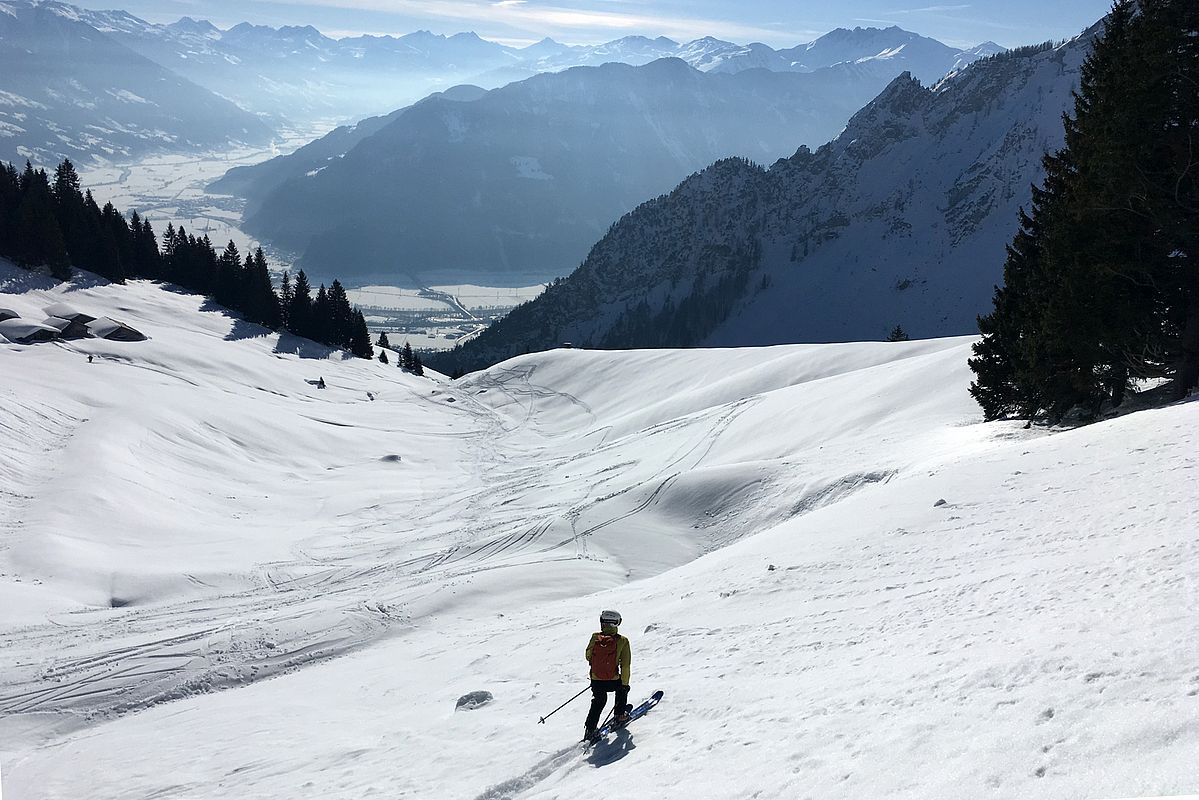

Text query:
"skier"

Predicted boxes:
[[584, 609, 631, 741]]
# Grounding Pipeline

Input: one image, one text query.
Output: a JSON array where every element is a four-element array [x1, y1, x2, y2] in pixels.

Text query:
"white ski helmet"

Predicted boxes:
[[600, 609, 622, 626]]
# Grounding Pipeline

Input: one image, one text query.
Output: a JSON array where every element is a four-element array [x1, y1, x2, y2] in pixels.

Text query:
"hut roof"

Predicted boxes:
[[43, 315, 93, 338], [0, 318, 60, 343], [87, 317, 146, 341], [42, 303, 96, 324]]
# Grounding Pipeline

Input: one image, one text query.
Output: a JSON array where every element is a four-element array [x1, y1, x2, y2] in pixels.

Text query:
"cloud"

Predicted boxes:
[[253, 0, 819, 45], [884, 4, 972, 12]]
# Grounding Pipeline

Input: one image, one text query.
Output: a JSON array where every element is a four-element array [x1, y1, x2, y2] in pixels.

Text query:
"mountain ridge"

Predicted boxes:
[[428, 29, 1095, 375], [228, 56, 923, 286]]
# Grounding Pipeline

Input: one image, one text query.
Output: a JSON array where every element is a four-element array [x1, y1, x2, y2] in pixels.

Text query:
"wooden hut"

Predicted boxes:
[[87, 317, 147, 342], [0, 318, 61, 344], [43, 315, 93, 340], [42, 303, 96, 325]]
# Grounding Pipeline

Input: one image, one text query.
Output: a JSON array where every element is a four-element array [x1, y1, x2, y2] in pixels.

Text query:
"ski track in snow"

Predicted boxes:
[[2, 261, 1198, 799]]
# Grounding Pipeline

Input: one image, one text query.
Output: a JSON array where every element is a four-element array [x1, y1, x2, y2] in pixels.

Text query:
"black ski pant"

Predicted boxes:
[[585, 679, 629, 730]]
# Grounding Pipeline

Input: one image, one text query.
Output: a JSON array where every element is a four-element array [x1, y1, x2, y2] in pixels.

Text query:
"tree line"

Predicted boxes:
[[377, 332, 425, 375], [0, 158, 373, 358], [970, 0, 1197, 422]]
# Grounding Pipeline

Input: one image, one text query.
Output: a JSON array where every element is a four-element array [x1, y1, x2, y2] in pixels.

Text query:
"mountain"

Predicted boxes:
[[3, 0, 1003, 129], [230, 57, 915, 286], [0, 0, 272, 166], [207, 84, 488, 205], [3, 258, 1196, 798], [429, 30, 1097, 375], [475, 27, 1001, 87], [54, 7, 513, 124], [775, 25, 1003, 83]]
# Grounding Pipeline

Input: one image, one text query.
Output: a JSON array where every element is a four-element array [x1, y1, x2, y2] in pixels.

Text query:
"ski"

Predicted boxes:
[[585, 690, 664, 744]]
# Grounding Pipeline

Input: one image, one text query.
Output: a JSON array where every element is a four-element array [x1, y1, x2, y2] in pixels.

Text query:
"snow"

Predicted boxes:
[[510, 155, 553, 181], [2, 258, 1198, 798]]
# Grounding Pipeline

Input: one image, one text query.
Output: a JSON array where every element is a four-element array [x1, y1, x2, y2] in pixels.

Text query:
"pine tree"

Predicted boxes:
[[288, 270, 313, 339], [279, 270, 293, 329], [349, 310, 373, 358], [379, 349, 389, 364], [967, 0, 1198, 420], [1141, 0, 1199, 396], [412, 353, 424, 377], [326, 279, 354, 348], [378, 331, 392, 350], [213, 240, 243, 308], [0, 161, 21, 257], [312, 284, 332, 345], [401, 341, 415, 371], [886, 325, 910, 342], [13, 164, 70, 279], [969, 207, 1045, 420], [51, 159, 88, 268], [127, 213, 160, 279], [243, 247, 281, 329]]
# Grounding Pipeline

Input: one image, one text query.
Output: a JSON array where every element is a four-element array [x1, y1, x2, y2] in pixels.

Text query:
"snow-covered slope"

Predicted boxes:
[[2, 259, 1197, 799], [433, 30, 1092, 373]]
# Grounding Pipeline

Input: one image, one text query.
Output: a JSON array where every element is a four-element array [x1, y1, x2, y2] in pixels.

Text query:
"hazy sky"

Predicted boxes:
[[77, 0, 1116, 49]]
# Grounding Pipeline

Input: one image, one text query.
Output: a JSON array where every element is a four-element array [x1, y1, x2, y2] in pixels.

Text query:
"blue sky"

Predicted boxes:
[[78, 0, 1115, 48]]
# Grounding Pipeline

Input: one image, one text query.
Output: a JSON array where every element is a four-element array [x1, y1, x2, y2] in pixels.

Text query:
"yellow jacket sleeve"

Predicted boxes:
[[585, 633, 596, 662], [619, 636, 631, 686]]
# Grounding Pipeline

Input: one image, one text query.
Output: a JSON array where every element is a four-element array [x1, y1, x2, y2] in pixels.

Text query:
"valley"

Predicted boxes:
[[2, 1, 1195, 798]]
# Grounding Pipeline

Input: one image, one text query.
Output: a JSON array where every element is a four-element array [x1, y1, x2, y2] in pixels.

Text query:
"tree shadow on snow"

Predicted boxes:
[[274, 331, 340, 360], [586, 728, 636, 767], [0, 262, 98, 294], [60, 272, 113, 293], [224, 318, 270, 342]]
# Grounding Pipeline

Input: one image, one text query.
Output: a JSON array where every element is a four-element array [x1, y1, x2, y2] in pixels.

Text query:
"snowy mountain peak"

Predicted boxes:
[[168, 16, 220, 37]]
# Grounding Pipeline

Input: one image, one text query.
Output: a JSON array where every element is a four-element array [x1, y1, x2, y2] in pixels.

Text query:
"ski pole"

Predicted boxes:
[[538, 686, 589, 724]]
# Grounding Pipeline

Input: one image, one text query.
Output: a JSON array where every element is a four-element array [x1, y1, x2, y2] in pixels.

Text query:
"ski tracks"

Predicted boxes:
[[471, 743, 590, 800]]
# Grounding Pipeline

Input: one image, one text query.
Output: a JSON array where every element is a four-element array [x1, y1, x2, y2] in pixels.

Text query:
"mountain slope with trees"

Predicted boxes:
[[428, 28, 1098, 376], [0, 1, 271, 167], [0, 158, 373, 357], [237, 57, 916, 286]]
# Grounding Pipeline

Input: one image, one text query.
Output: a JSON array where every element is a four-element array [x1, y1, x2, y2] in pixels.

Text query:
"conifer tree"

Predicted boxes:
[[13, 164, 70, 279], [349, 310, 373, 358], [327, 279, 354, 348], [279, 270, 293, 329], [400, 341, 415, 371], [288, 270, 314, 339], [244, 247, 281, 329], [378, 331, 391, 350], [312, 283, 332, 344], [214, 240, 242, 309], [0, 161, 20, 256], [969, 0, 1198, 419]]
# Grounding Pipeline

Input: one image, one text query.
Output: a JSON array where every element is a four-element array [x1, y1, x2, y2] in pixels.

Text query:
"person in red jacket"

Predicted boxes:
[[584, 609, 632, 740]]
